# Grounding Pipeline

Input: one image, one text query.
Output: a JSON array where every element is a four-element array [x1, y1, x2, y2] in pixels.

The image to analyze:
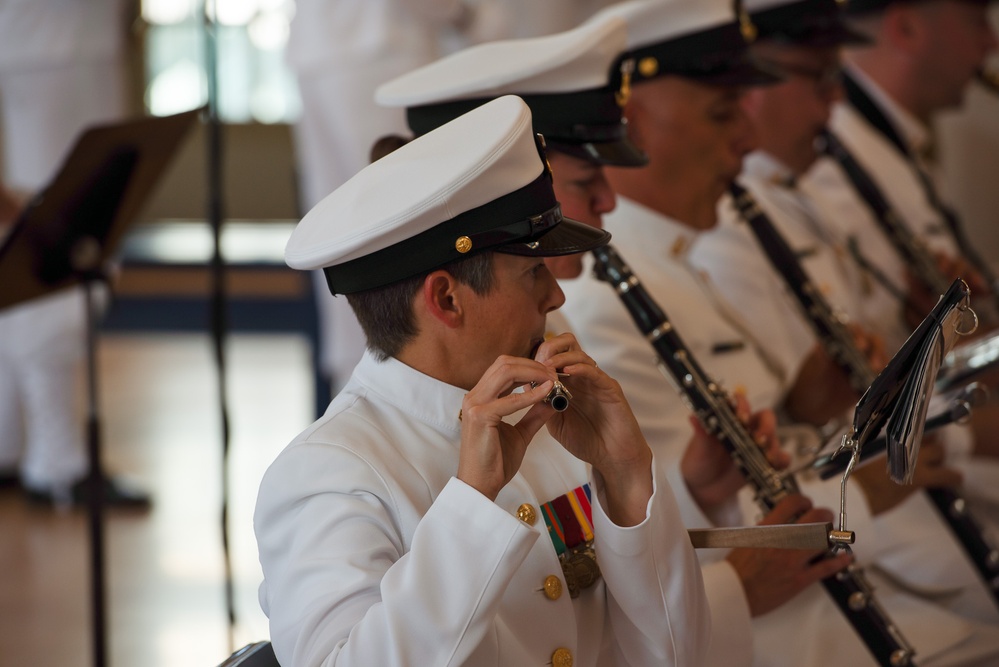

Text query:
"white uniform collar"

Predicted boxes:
[[611, 196, 700, 259], [349, 349, 468, 435], [742, 151, 796, 188], [844, 62, 931, 158]]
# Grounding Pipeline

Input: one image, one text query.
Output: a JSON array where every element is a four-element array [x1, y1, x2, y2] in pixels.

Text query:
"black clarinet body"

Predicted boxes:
[[926, 486, 999, 603], [817, 130, 953, 298], [591, 243, 917, 667], [729, 182, 873, 396], [729, 183, 999, 612]]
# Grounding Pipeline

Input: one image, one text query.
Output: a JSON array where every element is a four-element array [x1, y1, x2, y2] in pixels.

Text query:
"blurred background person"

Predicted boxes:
[[0, 0, 149, 507]]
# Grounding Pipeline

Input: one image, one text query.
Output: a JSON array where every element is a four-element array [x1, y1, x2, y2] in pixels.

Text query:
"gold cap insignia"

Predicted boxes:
[[535, 133, 554, 177], [739, 11, 758, 43], [615, 59, 634, 107], [638, 56, 659, 79], [455, 236, 473, 253]]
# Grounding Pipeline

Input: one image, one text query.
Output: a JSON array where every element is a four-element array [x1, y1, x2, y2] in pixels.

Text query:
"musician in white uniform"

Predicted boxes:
[[801, 0, 999, 545], [559, 0, 999, 664], [806, 0, 998, 350], [690, 0, 999, 632], [0, 0, 148, 507], [375, 18, 854, 666], [255, 96, 713, 667]]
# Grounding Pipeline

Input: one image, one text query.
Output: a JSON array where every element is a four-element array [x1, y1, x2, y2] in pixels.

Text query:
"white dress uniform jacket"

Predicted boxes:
[[689, 152, 869, 367], [255, 350, 711, 667], [558, 196, 999, 666], [806, 65, 963, 352]]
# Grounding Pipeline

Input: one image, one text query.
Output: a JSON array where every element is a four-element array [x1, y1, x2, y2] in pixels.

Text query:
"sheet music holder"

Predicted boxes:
[[849, 279, 978, 483], [0, 109, 199, 308], [0, 109, 199, 667], [818, 278, 976, 543]]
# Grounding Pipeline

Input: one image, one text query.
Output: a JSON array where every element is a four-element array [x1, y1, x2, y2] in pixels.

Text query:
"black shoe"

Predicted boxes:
[[25, 474, 152, 510]]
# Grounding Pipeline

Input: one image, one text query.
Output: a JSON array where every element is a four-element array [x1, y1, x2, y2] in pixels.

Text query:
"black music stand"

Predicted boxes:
[[0, 109, 199, 667]]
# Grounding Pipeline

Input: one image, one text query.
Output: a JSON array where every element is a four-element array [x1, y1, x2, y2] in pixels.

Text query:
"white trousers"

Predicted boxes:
[[0, 57, 124, 489]]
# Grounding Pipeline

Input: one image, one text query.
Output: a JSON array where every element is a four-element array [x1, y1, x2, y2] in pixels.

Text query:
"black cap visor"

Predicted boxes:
[[619, 21, 782, 88], [546, 133, 648, 167], [497, 213, 610, 257], [544, 121, 649, 167]]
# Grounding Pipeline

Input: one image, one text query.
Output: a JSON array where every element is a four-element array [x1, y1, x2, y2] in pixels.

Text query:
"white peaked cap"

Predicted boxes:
[[285, 96, 609, 295], [375, 18, 627, 106], [584, 0, 780, 87], [586, 0, 733, 51], [375, 18, 646, 167]]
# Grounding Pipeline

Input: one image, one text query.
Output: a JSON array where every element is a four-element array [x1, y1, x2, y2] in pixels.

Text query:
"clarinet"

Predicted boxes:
[[591, 244, 917, 667], [730, 183, 999, 610], [816, 129, 953, 298]]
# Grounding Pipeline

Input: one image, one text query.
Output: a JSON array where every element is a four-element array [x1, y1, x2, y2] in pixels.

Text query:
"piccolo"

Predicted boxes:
[[531, 373, 572, 412], [544, 381, 572, 412]]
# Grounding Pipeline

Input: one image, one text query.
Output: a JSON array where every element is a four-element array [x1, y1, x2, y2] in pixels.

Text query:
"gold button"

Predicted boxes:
[[543, 575, 562, 601], [552, 647, 573, 667], [638, 57, 658, 78], [455, 236, 473, 253], [516, 503, 537, 525]]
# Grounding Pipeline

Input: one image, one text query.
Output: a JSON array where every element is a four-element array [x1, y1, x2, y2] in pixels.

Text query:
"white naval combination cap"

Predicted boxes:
[[584, 0, 780, 89], [376, 17, 646, 167], [745, 0, 867, 46], [285, 96, 610, 295]]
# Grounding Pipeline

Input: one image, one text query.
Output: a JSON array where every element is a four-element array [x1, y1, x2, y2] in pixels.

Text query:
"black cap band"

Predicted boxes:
[[614, 21, 779, 87], [406, 88, 646, 166], [324, 171, 561, 294], [408, 88, 619, 138], [752, 0, 869, 45]]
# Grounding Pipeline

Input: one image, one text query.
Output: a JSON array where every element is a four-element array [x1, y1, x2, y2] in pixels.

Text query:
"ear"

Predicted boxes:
[[421, 269, 464, 329]]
